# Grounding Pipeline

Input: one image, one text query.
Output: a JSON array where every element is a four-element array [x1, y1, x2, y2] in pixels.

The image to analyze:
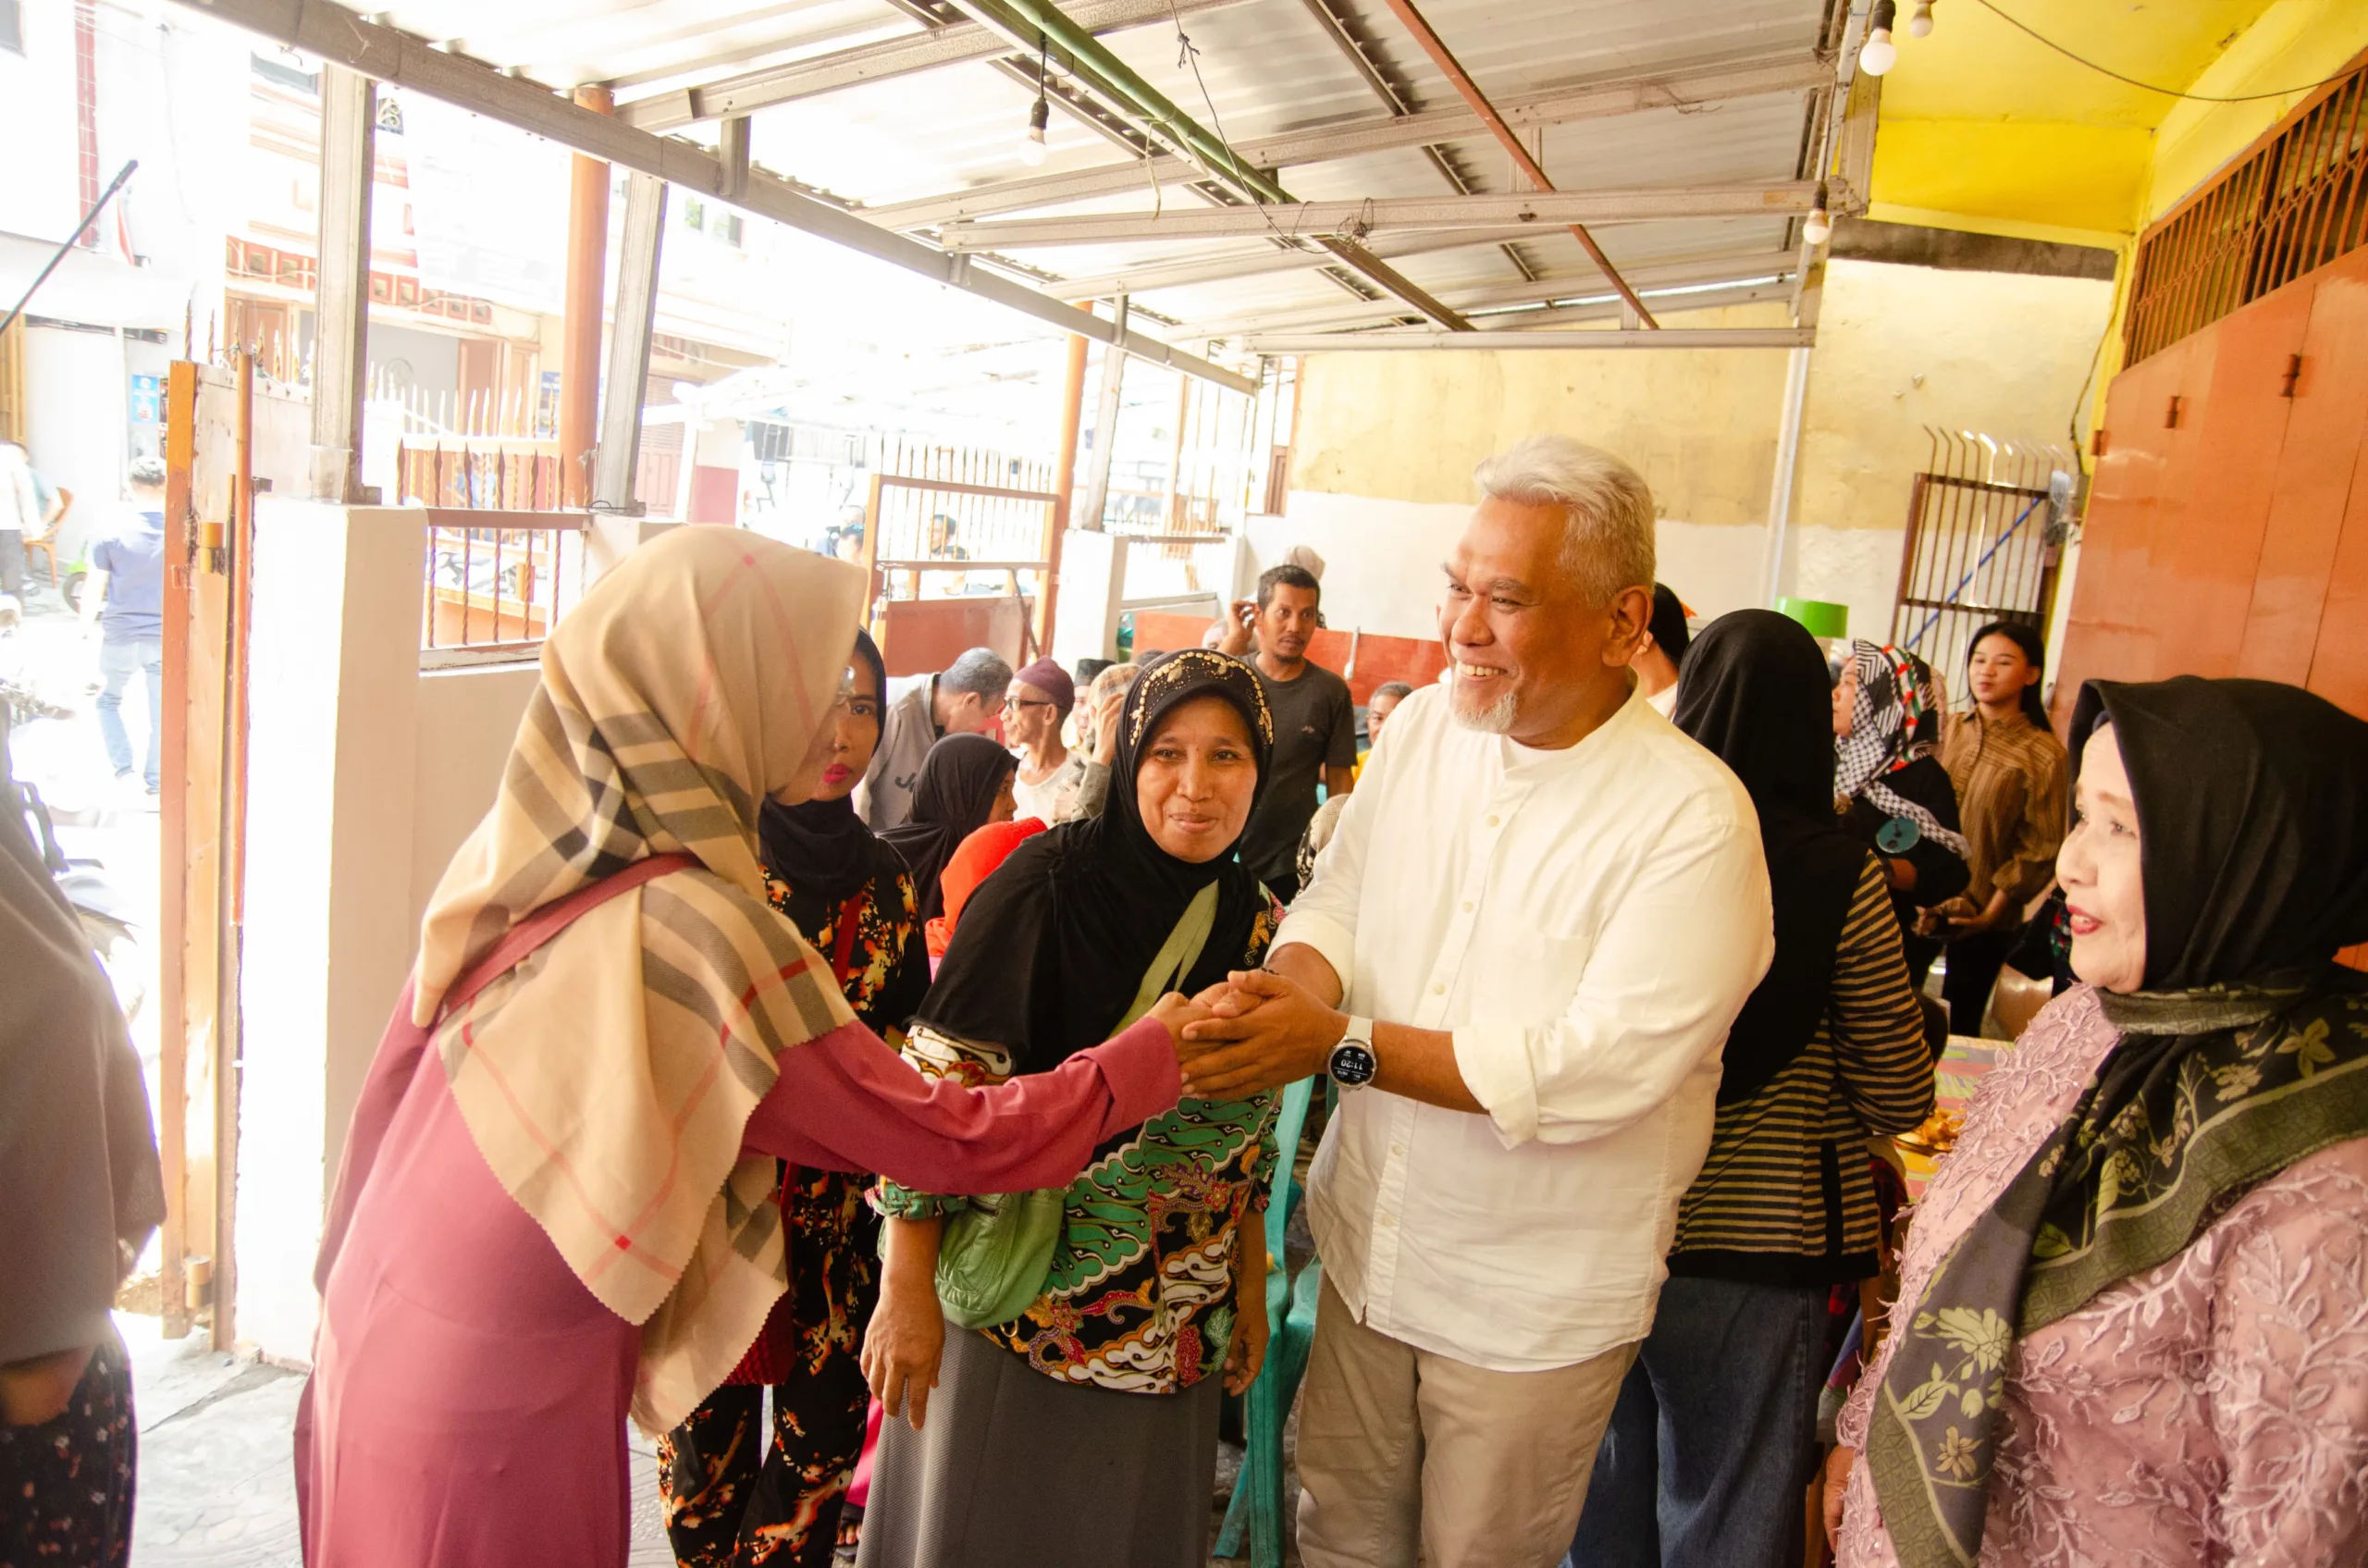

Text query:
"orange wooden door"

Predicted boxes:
[[2164, 278, 2314, 674], [2054, 337, 2194, 715], [2240, 248, 2368, 685]]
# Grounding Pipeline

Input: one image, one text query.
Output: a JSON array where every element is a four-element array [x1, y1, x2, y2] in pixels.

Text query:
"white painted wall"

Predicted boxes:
[[406, 664, 539, 932], [1254, 489, 1908, 646], [23, 326, 131, 562], [237, 502, 539, 1364]]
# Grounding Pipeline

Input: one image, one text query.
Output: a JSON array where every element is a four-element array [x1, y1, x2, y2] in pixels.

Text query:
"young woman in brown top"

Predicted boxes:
[[1928, 622, 2068, 1035]]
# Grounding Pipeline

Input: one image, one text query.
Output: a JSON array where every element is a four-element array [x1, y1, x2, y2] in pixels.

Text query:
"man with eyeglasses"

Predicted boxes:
[[856, 646, 1012, 831], [1005, 657, 1086, 824]]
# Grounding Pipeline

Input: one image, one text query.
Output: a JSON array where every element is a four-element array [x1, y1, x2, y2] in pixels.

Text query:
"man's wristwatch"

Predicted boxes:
[[1327, 1016, 1377, 1089]]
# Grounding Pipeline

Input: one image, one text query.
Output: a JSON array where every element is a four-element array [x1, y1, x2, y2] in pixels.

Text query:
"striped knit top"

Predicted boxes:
[[1940, 707, 2069, 907], [1669, 854, 1934, 1286]]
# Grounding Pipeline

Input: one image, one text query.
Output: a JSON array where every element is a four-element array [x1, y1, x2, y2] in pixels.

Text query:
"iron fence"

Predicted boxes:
[[1889, 431, 2075, 694], [2125, 60, 2368, 363]]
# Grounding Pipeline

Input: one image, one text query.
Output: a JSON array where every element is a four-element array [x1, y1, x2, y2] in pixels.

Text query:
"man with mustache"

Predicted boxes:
[[1180, 436, 1773, 1568]]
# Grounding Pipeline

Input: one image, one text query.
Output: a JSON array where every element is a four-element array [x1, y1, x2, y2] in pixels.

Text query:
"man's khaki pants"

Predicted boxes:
[[1295, 1276, 1636, 1568]]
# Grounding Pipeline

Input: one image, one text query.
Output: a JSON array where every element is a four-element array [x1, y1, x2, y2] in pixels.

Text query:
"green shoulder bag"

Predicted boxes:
[[932, 882, 1219, 1330]]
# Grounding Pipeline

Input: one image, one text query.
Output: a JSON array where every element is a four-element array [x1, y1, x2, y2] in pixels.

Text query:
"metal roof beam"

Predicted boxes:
[[943, 0, 1472, 330], [941, 184, 1817, 249], [1375, 0, 1657, 324], [1182, 248, 1796, 337], [861, 54, 1827, 230], [616, 0, 1247, 131], [1243, 327, 1816, 352], [1049, 225, 1556, 299], [172, 0, 1257, 394]]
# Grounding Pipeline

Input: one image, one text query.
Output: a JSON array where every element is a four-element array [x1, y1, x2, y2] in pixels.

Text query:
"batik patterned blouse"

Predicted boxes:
[[876, 895, 1284, 1395], [766, 852, 922, 1035], [1835, 984, 2368, 1565]]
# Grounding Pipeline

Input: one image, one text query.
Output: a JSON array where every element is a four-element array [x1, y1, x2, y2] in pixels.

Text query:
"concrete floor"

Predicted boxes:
[[118, 1311, 1293, 1567]]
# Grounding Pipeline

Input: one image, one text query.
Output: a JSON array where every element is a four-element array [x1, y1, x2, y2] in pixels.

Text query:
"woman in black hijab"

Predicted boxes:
[[1, 729, 163, 1567], [880, 732, 1018, 928], [1827, 676, 2368, 1566], [856, 649, 1284, 1568], [658, 628, 931, 1568], [1573, 611, 1932, 1568]]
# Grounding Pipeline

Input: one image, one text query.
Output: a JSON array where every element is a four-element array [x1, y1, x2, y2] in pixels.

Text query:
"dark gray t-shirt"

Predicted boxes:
[[1240, 660, 1357, 886]]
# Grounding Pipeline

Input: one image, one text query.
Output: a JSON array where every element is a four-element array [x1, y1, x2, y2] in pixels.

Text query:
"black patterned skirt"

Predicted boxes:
[[0, 1325, 137, 1567]]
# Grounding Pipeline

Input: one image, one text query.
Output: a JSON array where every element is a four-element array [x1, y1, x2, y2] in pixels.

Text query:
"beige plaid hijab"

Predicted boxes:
[[412, 526, 862, 1433]]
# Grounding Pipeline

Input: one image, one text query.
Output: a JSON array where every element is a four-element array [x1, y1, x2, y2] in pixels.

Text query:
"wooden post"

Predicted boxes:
[[1042, 327, 1090, 654], [213, 350, 255, 1348], [858, 473, 884, 636], [559, 86, 614, 509], [309, 65, 373, 502], [1165, 373, 1190, 530], [1077, 296, 1128, 536], [592, 170, 667, 513], [155, 362, 197, 1337]]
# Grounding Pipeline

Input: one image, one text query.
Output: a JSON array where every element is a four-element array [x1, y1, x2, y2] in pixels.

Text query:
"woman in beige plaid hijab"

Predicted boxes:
[[296, 528, 1197, 1568]]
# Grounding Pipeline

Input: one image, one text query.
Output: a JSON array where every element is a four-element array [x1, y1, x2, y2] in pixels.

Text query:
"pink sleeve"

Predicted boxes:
[[741, 1016, 1181, 1192]]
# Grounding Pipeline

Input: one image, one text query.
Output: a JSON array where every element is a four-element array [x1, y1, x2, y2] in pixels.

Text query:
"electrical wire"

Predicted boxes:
[[1972, 0, 2368, 103], [1164, 0, 1298, 253]]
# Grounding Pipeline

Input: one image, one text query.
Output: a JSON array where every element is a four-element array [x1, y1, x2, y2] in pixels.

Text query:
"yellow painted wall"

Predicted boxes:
[[1289, 299, 1793, 523], [1872, 119, 2152, 239], [2147, 4, 2368, 224], [1290, 263, 2113, 533], [1794, 261, 2114, 532]]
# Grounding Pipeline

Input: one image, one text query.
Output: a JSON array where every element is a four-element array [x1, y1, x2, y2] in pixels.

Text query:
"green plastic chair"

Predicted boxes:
[[1215, 1075, 1324, 1566]]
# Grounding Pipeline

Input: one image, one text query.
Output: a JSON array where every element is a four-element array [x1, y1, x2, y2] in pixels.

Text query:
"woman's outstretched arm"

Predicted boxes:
[[740, 994, 1199, 1192]]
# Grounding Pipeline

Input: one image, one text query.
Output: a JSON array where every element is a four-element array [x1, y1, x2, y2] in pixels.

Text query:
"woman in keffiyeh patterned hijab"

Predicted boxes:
[[1834, 638, 1971, 984], [297, 528, 1199, 1568], [1825, 675, 2368, 1568]]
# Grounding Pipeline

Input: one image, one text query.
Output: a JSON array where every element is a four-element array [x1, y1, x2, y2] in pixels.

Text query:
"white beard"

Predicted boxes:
[[1448, 675, 1519, 735]]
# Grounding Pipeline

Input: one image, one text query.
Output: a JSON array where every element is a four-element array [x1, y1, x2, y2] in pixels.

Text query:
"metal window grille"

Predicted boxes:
[[1889, 431, 2075, 687], [2125, 60, 2368, 364]]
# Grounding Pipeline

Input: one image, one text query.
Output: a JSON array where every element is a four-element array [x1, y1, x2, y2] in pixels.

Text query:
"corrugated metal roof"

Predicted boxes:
[[310, 0, 1841, 347]]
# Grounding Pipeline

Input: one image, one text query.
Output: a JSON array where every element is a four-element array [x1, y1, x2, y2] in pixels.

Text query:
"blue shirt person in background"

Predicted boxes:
[[81, 458, 167, 801]]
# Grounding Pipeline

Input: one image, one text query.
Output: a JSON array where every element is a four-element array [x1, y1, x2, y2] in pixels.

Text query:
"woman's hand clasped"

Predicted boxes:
[[1145, 990, 1215, 1046]]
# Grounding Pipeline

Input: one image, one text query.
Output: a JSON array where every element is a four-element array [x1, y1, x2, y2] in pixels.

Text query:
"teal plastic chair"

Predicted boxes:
[[1215, 1075, 1324, 1566]]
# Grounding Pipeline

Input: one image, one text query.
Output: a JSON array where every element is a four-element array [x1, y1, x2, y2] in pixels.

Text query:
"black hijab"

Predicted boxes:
[[1869, 676, 2368, 1568], [880, 732, 1019, 927], [758, 627, 889, 934], [1672, 610, 1872, 1104], [919, 648, 1276, 1074], [2069, 676, 2368, 990]]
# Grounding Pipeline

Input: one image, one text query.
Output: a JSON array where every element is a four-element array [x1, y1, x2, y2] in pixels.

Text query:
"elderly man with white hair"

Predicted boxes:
[[1180, 435, 1774, 1568]]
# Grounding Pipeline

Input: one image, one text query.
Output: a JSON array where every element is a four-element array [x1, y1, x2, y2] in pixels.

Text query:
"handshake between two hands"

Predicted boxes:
[[1144, 969, 1346, 1102]]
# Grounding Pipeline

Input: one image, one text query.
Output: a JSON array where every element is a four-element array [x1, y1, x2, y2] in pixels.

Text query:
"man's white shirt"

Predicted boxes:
[[1276, 682, 1773, 1371]]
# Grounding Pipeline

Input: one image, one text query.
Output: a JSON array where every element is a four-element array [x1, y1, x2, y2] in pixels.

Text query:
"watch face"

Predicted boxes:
[[1329, 1041, 1377, 1087]]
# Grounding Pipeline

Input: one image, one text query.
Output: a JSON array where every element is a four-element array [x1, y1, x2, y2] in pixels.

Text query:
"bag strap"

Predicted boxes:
[[436, 851, 700, 1027], [1118, 881, 1219, 1031]]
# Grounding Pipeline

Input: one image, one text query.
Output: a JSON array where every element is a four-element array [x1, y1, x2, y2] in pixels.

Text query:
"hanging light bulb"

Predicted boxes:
[[1859, 0, 1899, 75], [1019, 94, 1050, 167], [1907, 0, 1934, 37], [1804, 183, 1832, 247]]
